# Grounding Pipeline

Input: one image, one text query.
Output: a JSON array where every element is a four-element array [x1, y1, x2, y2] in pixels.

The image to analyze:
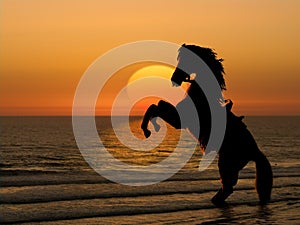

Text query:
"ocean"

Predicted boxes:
[[1, 116, 299, 224]]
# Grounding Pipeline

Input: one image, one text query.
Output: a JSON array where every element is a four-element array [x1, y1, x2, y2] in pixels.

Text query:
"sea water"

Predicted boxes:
[[1, 116, 299, 224]]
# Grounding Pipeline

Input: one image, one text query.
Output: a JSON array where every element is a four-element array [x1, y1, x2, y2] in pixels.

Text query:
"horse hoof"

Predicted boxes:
[[143, 129, 151, 138], [211, 197, 228, 208], [211, 189, 230, 207]]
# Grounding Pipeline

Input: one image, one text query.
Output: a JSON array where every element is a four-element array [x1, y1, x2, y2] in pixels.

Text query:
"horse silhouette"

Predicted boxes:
[[141, 44, 273, 206]]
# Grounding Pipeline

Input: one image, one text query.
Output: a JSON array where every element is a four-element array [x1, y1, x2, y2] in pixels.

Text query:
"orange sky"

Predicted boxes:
[[1, 0, 299, 116]]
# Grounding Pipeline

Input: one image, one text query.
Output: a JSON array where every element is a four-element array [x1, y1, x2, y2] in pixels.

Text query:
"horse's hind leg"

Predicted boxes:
[[211, 171, 237, 207], [212, 157, 248, 206], [141, 100, 180, 138]]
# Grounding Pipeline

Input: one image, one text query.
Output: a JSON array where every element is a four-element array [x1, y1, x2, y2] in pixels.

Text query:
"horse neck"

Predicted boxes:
[[186, 81, 207, 103]]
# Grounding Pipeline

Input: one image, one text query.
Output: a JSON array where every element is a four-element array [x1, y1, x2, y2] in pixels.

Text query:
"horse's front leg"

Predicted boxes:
[[141, 100, 181, 138], [141, 104, 160, 138]]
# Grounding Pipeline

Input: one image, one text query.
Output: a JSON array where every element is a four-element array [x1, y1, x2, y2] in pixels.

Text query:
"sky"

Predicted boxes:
[[1, 0, 300, 116]]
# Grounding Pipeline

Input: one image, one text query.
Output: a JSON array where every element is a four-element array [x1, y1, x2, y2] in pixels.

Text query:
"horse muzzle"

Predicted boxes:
[[171, 80, 180, 87]]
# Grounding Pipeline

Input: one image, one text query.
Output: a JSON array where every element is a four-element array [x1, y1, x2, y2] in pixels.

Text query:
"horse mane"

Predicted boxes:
[[179, 44, 226, 90]]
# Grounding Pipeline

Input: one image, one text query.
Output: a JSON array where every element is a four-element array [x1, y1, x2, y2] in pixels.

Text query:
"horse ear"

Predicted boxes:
[[182, 43, 186, 47]]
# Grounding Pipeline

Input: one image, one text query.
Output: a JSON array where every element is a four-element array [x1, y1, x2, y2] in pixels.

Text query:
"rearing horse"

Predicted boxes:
[[141, 44, 273, 206]]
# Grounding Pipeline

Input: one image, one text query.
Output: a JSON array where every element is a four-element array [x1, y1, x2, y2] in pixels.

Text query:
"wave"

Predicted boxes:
[[1, 163, 299, 187], [1, 168, 299, 224], [1, 187, 299, 224], [1, 175, 299, 204]]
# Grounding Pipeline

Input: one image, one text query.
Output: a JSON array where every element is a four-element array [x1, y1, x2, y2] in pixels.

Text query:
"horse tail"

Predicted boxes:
[[254, 150, 273, 204]]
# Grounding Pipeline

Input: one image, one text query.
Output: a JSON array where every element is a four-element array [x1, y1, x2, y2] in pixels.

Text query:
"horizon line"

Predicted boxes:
[[1, 114, 300, 117]]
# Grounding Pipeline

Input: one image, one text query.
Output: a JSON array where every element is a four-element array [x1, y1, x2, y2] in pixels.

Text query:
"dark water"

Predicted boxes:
[[1, 116, 299, 224]]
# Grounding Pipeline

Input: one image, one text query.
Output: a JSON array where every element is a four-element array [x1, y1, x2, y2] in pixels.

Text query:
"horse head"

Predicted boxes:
[[171, 44, 194, 87], [171, 44, 226, 91]]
